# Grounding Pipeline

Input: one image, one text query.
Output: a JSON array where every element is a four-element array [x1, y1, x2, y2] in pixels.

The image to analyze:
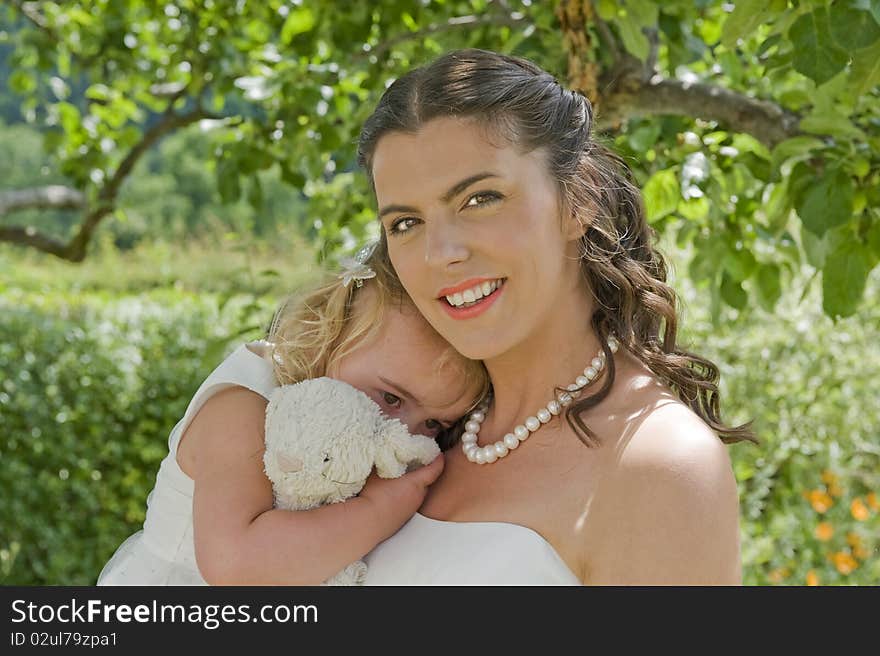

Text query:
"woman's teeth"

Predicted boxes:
[[445, 279, 504, 308]]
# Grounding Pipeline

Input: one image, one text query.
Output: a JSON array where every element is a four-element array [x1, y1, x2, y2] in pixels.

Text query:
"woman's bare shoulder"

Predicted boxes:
[[584, 399, 742, 585]]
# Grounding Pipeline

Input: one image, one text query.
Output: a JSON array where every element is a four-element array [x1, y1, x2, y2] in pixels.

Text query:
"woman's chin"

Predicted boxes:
[[445, 335, 509, 362]]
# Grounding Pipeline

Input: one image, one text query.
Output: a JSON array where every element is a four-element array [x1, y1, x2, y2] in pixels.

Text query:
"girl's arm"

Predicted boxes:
[[178, 386, 443, 585]]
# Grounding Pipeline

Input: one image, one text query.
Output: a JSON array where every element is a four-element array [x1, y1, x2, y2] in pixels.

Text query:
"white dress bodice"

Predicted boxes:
[[363, 513, 581, 585]]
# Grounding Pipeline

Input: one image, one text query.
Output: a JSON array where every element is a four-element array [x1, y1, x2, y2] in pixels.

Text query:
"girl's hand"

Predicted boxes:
[[359, 452, 445, 518]]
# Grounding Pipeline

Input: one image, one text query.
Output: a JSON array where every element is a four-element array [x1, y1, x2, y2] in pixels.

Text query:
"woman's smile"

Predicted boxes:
[[437, 277, 507, 319]]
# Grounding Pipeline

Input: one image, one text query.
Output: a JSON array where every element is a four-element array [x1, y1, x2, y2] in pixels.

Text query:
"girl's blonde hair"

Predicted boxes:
[[265, 241, 490, 447]]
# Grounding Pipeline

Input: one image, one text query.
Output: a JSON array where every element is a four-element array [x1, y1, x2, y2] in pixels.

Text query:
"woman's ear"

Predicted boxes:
[[563, 209, 591, 242]]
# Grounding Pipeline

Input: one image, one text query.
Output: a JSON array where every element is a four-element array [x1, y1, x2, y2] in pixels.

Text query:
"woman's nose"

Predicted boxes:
[[424, 218, 470, 271]]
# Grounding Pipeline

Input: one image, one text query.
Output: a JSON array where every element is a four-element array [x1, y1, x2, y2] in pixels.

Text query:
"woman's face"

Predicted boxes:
[[371, 117, 585, 361]]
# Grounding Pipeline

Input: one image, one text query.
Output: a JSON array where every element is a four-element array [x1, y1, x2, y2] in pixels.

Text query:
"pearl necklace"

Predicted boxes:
[[461, 334, 619, 465]]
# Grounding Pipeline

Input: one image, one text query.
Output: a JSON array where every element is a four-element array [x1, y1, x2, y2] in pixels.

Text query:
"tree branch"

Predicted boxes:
[[0, 185, 85, 216], [596, 73, 802, 147], [0, 98, 214, 261]]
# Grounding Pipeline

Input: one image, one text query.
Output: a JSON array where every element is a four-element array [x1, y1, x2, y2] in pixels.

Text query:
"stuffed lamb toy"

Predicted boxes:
[[262, 376, 441, 585]]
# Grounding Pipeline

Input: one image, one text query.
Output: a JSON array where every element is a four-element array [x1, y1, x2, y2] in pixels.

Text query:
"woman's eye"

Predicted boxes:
[[464, 191, 502, 208], [389, 217, 419, 236], [382, 392, 402, 408], [425, 419, 441, 432]]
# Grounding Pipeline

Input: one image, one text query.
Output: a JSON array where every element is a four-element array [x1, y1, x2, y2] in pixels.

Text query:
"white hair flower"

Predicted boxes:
[[338, 239, 379, 288]]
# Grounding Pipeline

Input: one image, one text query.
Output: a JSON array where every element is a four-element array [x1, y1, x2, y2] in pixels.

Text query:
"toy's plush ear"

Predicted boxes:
[[374, 419, 441, 479]]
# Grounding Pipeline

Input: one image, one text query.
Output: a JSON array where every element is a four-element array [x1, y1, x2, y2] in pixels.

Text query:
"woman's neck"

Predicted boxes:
[[480, 288, 606, 439]]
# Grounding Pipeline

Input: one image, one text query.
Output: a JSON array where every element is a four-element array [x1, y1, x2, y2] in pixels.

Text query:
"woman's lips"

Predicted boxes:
[[438, 280, 505, 319]]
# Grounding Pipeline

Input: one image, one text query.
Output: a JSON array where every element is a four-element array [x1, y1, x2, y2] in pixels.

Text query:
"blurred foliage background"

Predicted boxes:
[[1, 0, 878, 585]]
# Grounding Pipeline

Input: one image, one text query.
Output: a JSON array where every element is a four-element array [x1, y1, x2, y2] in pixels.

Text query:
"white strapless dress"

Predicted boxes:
[[363, 513, 581, 585]]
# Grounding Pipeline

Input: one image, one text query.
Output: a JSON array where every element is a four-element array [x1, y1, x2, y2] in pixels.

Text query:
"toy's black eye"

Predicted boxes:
[[323, 455, 331, 463]]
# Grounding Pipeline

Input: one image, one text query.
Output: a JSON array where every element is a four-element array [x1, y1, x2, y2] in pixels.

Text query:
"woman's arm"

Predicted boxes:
[[584, 403, 742, 585], [178, 386, 442, 585]]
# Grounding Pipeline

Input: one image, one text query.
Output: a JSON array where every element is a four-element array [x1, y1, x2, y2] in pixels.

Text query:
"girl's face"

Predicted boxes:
[[371, 117, 585, 361], [327, 300, 481, 438]]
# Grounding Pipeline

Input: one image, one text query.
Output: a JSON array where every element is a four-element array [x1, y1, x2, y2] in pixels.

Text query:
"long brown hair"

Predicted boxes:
[[358, 48, 756, 446]]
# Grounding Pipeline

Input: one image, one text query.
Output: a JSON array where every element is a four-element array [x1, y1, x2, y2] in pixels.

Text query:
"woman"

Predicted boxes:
[[357, 49, 756, 585]]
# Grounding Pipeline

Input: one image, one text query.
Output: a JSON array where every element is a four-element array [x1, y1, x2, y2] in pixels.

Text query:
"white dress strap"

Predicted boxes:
[[167, 340, 278, 456]]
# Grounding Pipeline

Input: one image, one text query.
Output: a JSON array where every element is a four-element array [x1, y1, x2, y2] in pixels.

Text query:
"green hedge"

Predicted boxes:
[[1, 270, 878, 585], [0, 288, 272, 584]]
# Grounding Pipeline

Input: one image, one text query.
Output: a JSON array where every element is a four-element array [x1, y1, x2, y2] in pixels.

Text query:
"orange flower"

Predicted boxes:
[[808, 489, 833, 513], [806, 570, 819, 586], [867, 492, 879, 511], [828, 482, 844, 498], [821, 470, 838, 486], [851, 498, 870, 521], [814, 522, 834, 541], [853, 545, 870, 561], [831, 551, 858, 575], [768, 567, 790, 583], [846, 532, 862, 549]]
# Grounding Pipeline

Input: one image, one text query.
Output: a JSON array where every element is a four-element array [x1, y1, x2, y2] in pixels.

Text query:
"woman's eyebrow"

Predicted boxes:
[[378, 203, 418, 220], [440, 172, 500, 203], [378, 172, 500, 218]]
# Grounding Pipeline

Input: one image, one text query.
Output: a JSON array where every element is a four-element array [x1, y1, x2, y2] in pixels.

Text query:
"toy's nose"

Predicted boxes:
[[276, 453, 304, 473]]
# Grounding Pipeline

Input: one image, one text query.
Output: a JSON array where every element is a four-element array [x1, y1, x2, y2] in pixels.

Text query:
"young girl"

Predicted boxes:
[[96, 241, 489, 585]]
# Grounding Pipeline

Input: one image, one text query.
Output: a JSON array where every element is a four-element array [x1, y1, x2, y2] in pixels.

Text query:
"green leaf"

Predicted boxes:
[[795, 167, 854, 236], [755, 263, 782, 312], [642, 168, 679, 222], [721, 271, 748, 310], [829, 3, 880, 51], [281, 8, 316, 44], [849, 39, 880, 97], [801, 228, 829, 269], [771, 136, 824, 172], [789, 9, 850, 85], [9, 70, 36, 94], [763, 180, 792, 232], [216, 159, 241, 204], [722, 0, 775, 49], [627, 123, 662, 152], [822, 242, 872, 317], [800, 109, 867, 140], [617, 13, 650, 60], [723, 248, 758, 282]]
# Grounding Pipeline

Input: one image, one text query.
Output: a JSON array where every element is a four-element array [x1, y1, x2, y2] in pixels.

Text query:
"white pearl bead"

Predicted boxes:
[[471, 410, 485, 422], [475, 450, 487, 464], [584, 367, 597, 379], [494, 442, 509, 458], [575, 375, 588, 387], [537, 408, 551, 423], [591, 357, 603, 369], [465, 420, 481, 433], [567, 383, 580, 391], [461, 431, 477, 444], [547, 400, 561, 415], [514, 425, 529, 440], [464, 445, 478, 459], [558, 392, 573, 406], [483, 448, 498, 463], [503, 433, 520, 449], [525, 416, 540, 432]]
